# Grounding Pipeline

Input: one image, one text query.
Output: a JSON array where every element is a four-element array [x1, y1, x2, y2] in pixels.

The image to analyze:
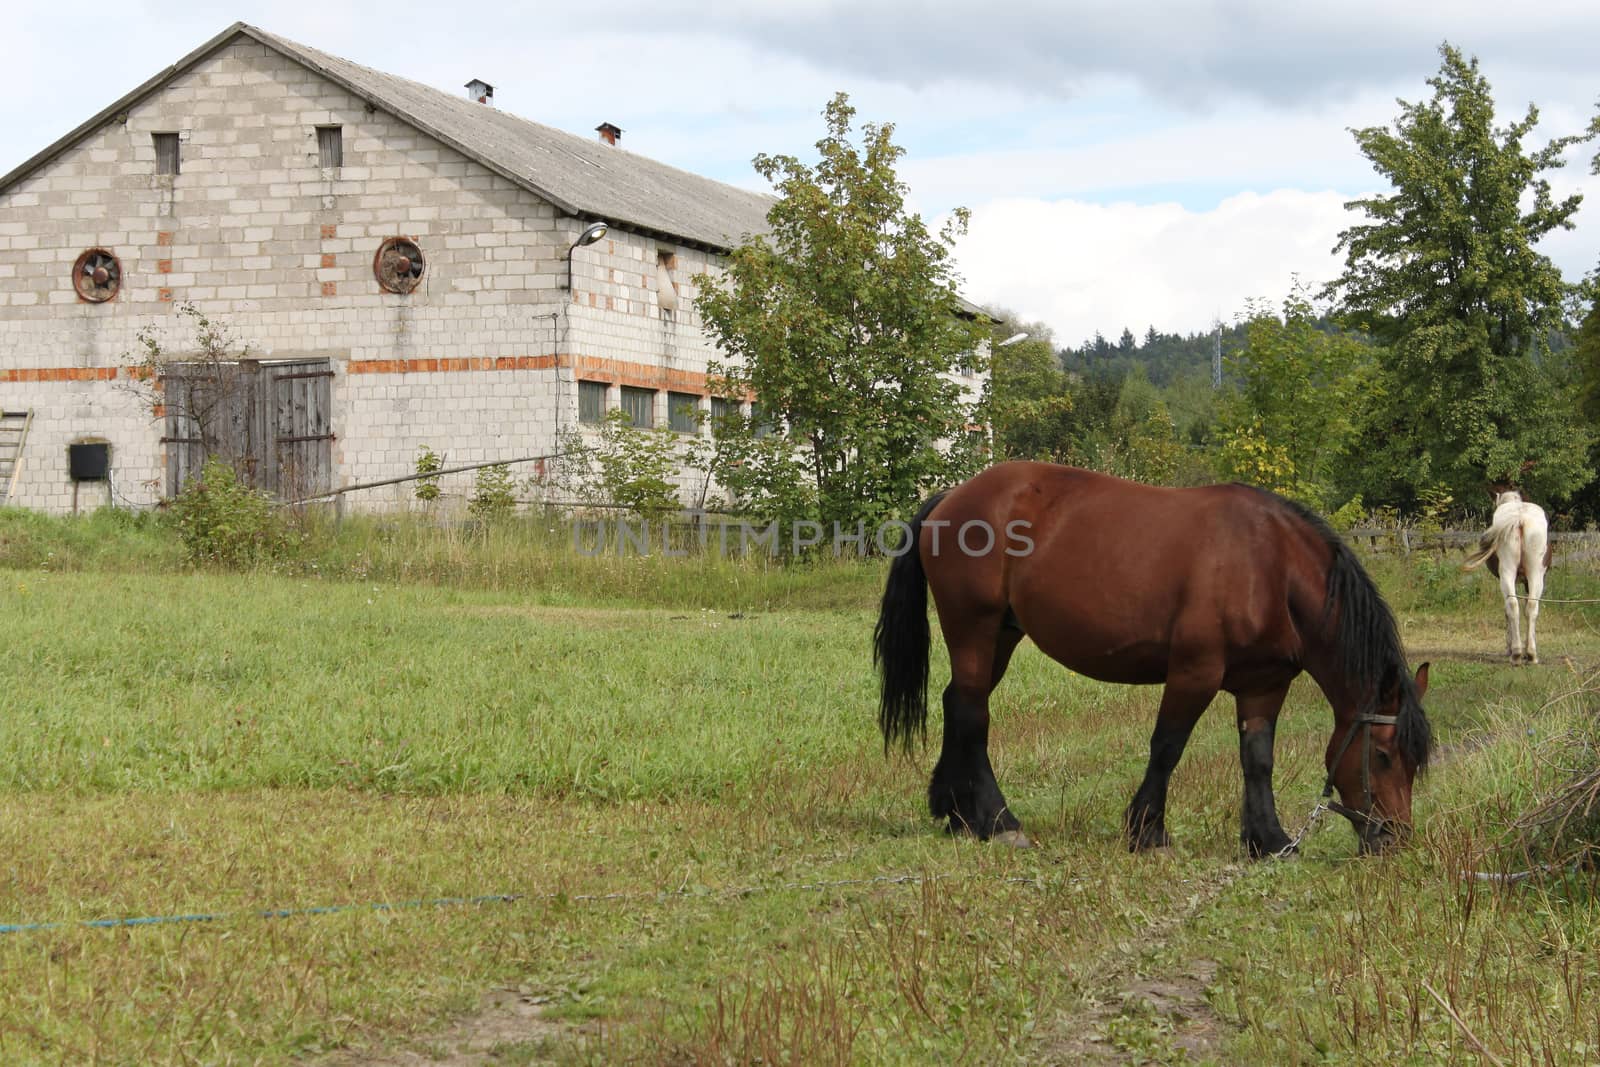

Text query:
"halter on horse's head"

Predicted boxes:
[[1323, 662, 1431, 854]]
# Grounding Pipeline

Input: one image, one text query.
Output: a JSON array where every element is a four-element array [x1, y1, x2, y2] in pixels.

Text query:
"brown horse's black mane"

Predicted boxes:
[[1248, 487, 1434, 773]]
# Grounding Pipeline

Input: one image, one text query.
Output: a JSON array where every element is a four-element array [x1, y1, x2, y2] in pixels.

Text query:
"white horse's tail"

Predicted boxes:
[[1461, 508, 1522, 572]]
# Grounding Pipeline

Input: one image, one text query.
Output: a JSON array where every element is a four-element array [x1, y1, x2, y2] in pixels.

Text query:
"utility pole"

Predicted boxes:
[[1212, 322, 1222, 390]]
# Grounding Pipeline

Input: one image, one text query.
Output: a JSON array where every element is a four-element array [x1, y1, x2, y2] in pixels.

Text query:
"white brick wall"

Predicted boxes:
[[0, 37, 738, 514]]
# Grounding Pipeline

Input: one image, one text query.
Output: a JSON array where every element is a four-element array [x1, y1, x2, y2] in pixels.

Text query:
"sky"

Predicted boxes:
[[3, 2, 1598, 348]]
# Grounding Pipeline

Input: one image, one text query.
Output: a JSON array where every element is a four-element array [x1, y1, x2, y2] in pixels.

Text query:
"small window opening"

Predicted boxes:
[[153, 132, 180, 175], [751, 402, 776, 439], [710, 396, 738, 435], [578, 380, 607, 425], [668, 392, 700, 434], [620, 386, 656, 429], [317, 126, 343, 168]]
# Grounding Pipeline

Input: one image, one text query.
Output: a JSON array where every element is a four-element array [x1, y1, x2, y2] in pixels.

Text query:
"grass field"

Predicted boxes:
[[2, 512, 1599, 1064]]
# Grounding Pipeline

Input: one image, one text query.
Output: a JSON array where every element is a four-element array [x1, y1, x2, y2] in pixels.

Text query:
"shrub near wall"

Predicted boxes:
[[170, 459, 289, 567]]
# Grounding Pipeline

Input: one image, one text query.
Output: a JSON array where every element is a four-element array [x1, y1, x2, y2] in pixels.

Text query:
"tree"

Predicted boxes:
[[125, 302, 257, 483], [1213, 292, 1376, 510], [984, 318, 1075, 463], [695, 93, 985, 529], [1325, 43, 1595, 505], [1567, 297, 1600, 522], [1579, 299, 1600, 428]]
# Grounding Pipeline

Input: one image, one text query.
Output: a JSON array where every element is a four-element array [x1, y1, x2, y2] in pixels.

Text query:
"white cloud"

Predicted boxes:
[[953, 190, 1359, 344]]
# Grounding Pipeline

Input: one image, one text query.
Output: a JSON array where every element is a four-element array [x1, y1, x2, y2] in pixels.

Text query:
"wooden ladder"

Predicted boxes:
[[0, 409, 34, 506]]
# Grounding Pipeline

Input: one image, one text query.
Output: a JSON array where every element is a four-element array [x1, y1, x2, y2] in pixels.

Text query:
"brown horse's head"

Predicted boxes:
[[1328, 662, 1431, 854]]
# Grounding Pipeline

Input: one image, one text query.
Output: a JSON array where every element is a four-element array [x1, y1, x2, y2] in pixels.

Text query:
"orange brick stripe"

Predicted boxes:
[[0, 367, 120, 383], [345, 354, 723, 395], [571, 357, 713, 393], [346, 355, 561, 375], [2, 357, 727, 393]]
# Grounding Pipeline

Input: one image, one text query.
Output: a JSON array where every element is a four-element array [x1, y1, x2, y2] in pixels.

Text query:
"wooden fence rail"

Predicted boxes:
[[1343, 528, 1600, 556]]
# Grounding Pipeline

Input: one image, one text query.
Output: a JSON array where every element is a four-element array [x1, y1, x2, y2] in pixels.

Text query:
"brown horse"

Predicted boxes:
[[874, 463, 1433, 856]]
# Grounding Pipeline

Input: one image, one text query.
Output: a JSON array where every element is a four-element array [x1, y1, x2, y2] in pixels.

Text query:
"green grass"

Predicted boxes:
[[0, 505, 888, 611], [1, 523, 1599, 1064]]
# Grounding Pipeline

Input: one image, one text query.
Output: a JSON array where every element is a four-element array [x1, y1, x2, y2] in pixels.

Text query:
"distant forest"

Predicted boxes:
[[1059, 324, 1249, 388]]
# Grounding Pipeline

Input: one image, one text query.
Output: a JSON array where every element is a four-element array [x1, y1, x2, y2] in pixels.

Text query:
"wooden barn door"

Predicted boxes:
[[162, 360, 333, 500], [163, 362, 255, 495], [261, 361, 334, 502]]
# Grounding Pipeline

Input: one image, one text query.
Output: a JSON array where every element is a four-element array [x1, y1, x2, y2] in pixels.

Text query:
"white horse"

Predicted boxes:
[[1462, 491, 1550, 664]]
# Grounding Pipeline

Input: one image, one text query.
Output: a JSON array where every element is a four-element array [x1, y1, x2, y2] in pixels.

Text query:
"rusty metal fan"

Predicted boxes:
[[73, 249, 122, 302], [374, 237, 425, 294]]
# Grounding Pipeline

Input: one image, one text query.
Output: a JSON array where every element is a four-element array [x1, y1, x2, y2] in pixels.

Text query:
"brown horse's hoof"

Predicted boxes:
[[992, 830, 1033, 849]]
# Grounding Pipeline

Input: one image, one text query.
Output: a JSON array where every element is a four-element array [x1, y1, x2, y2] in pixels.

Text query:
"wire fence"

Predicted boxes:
[[1343, 528, 1600, 557]]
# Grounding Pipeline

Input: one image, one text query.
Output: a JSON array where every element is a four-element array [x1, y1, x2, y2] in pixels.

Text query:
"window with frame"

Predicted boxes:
[[620, 386, 655, 429], [153, 132, 180, 175], [317, 125, 343, 168], [709, 396, 738, 435], [578, 380, 607, 425], [668, 392, 700, 433], [751, 401, 776, 439]]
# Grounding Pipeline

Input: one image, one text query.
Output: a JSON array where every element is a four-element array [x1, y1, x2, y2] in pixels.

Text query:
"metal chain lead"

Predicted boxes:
[[1273, 800, 1331, 859]]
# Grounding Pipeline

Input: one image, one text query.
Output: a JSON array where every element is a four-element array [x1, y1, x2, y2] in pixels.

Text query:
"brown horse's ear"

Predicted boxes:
[[1413, 662, 1430, 701]]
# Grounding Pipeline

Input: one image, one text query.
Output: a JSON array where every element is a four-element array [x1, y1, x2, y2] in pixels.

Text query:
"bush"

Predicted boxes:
[[468, 463, 518, 523], [170, 459, 288, 567], [414, 445, 443, 503]]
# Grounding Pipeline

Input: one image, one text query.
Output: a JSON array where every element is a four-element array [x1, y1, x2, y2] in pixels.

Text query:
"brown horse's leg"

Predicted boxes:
[[1125, 683, 1215, 851], [989, 615, 1024, 689], [1236, 686, 1293, 858], [929, 617, 1024, 841]]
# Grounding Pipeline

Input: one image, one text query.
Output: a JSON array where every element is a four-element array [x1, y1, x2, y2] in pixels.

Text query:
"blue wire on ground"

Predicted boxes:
[[0, 893, 522, 935]]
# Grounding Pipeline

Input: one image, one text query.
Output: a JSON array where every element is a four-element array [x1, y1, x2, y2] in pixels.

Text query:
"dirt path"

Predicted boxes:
[[313, 988, 590, 1066], [1034, 861, 1247, 1064]]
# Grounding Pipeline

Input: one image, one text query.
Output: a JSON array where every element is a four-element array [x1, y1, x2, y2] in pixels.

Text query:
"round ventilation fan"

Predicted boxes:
[[374, 237, 425, 294], [73, 249, 122, 303]]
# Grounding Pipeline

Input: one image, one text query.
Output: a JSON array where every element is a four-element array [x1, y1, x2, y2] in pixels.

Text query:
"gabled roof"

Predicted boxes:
[[0, 22, 775, 253]]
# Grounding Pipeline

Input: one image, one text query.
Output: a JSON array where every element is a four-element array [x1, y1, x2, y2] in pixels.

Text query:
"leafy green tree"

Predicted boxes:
[[984, 320, 1076, 463], [1069, 367, 1188, 485], [1567, 297, 1600, 522], [1325, 43, 1595, 505], [468, 463, 518, 523], [1213, 293, 1376, 510], [695, 93, 985, 528], [1160, 367, 1218, 447], [1578, 299, 1600, 428], [704, 405, 816, 532]]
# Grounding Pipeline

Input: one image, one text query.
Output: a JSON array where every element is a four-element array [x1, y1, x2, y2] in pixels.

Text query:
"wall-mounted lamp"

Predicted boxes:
[[564, 221, 610, 290]]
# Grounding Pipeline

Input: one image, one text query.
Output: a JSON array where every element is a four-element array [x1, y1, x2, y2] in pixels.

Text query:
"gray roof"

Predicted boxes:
[[0, 22, 775, 253]]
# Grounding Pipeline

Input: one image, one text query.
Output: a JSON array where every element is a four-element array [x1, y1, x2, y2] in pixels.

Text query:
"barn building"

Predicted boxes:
[[0, 22, 777, 513]]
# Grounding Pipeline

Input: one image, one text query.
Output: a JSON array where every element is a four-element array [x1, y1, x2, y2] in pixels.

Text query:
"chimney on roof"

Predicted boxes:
[[465, 78, 494, 105], [596, 122, 622, 147]]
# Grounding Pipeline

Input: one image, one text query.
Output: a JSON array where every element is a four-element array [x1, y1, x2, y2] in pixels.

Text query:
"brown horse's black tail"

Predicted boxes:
[[874, 492, 947, 753]]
